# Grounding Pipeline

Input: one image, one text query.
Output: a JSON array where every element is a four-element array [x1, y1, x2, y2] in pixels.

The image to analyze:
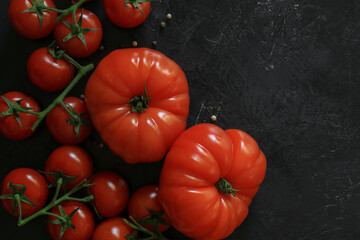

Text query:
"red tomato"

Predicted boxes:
[[128, 185, 170, 232], [27, 47, 75, 92], [47, 201, 95, 240], [54, 8, 103, 58], [46, 96, 93, 144], [158, 123, 267, 240], [85, 48, 189, 164], [1, 168, 49, 217], [89, 171, 129, 217], [44, 145, 94, 190], [0, 91, 40, 140], [103, 0, 151, 28], [8, 0, 57, 39], [92, 217, 134, 240]]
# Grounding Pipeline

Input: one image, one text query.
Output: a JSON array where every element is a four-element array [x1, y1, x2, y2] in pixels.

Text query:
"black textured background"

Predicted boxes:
[[1, 0, 360, 239]]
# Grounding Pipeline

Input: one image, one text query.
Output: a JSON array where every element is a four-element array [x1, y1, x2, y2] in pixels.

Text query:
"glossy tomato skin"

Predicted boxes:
[[92, 217, 134, 240], [158, 123, 267, 240], [128, 185, 170, 232], [8, 0, 57, 39], [54, 9, 102, 58], [46, 97, 93, 144], [85, 48, 189, 164], [103, 0, 150, 28], [1, 168, 49, 217], [27, 47, 75, 92], [47, 201, 95, 240], [44, 145, 93, 190], [89, 171, 129, 217], [0, 92, 40, 140]]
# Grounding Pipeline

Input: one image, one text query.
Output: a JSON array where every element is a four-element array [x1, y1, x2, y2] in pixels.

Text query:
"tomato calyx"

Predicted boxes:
[[0, 183, 38, 215], [60, 101, 92, 140], [47, 41, 84, 69], [0, 96, 39, 128], [47, 205, 79, 240], [125, 208, 169, 240], [21, 0, 51, 28], [124, 0, 155, 17], [40, 169, 79, 192], [215, 178, 239, 198], [129, 83, 151, 113], [61, 9, 100, 52], [125, 216, 168, 240], [136, 207, 170, 232]]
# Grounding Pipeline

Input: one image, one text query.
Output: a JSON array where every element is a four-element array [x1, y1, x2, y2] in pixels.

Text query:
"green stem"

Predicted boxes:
[[30, 63, 94, 131], [66, 195, 94, 203], [60, 101, 77, 119], [42, 6, 64, 13], [53, 0, 87, 23], [15, 194, 22, 226], [125, 217, 168, 240], [52, 178, 63, 202], [18, 180, 91, 226]]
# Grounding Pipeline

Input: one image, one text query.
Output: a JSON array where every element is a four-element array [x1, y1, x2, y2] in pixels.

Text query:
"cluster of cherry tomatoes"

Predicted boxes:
[[1, 145, 169, 240], [1, 0, 167, 239]]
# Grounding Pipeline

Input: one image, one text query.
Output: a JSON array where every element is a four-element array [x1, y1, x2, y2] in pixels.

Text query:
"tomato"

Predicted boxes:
[[47, 201, 94, 240], [103, 0, 151, 28], [0, 91, 40, 140], [54, 8, 103, 58], [46, 97, 93, 144], [92, 217, 134, 240], [8, 0, 57, 39], [1, 168, 49, 217], [44, 145, 93, 190], [27, 47, 75, 92], [158, 123, 267, 240], [128, 185, 170, 232], [89, 171, 129, 217], [85, 48, 189, 164]]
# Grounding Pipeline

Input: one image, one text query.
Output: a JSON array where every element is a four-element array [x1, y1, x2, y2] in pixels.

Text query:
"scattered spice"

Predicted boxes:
[[99, 143, 104, 148], [167, 13, 172, 20], [160, 22, 166, 28], [152, 41, 158, 47], [132, 41, 138, 47], [80, 94, 85, 100], [211, 115, 217, 122], [99, 45, 104, 51]]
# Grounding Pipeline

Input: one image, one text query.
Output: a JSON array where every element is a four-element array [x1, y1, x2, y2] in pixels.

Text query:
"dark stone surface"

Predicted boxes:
[[1, 0, 360, 239]]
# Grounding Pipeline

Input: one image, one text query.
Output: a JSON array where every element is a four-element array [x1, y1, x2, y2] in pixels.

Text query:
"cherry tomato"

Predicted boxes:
[[54, 8, 103, 58], [47, 201, 95, 240], [44, 145, 93, 190], [46, 97, 93, 144], [103, 0, 150, 28], [85, 48, 189, 164], [92, 217, 134, 240], [128, 185, 170, 232], [89, 171, 129, 217], [0, 91, 40, 140], [27, 47, 75, 92], [8, 0, 57, 39], [1, 168, 49, 217]]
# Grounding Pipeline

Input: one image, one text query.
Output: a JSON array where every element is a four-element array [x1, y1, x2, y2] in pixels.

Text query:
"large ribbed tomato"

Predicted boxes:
[[158, 123, 267, 240], [85, 48, 189, 164]]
